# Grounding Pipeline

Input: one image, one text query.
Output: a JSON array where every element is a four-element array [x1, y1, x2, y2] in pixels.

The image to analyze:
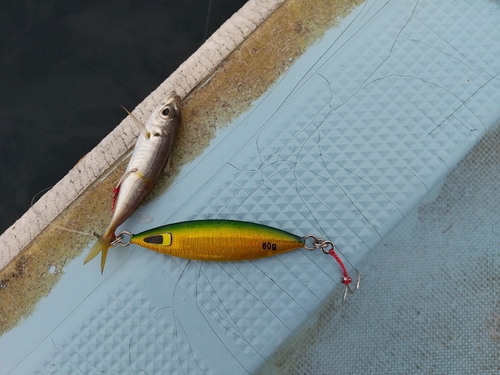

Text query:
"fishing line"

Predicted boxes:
[[30, 186, 96, 237], [203, 0, 213, 42]]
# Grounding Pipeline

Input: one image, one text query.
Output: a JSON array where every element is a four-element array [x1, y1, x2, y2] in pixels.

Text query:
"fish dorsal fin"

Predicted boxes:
[[121, 106, 150, 137]]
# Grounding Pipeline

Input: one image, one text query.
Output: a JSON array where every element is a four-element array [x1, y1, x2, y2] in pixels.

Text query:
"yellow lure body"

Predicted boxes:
[[130, 220, 305, 261]]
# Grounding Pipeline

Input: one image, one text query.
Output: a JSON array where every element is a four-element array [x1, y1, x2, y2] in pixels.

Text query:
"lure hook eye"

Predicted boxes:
[[111, 231, 133, 247], [303, 234, 323, 250]]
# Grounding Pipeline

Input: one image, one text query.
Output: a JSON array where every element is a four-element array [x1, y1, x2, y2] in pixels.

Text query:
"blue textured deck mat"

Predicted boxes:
[[2, 0, 499, 374]]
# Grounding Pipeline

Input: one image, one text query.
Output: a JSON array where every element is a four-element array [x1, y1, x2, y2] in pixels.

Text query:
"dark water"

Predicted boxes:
[[0, 0, 248, 234]]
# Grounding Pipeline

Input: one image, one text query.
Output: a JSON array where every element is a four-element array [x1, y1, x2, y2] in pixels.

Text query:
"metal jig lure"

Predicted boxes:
[[110, 219, 360, 303]]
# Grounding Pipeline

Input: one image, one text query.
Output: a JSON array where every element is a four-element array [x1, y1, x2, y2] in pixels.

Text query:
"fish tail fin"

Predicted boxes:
[[100, 247, 109, 275], [84, 230, 113, 274]]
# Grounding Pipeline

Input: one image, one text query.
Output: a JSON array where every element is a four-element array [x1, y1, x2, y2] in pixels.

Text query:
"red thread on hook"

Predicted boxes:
[[327, 248, 352, 286]]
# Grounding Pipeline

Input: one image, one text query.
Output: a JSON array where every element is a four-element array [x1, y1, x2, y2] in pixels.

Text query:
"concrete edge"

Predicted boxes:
[[0, 0, 286, 270]]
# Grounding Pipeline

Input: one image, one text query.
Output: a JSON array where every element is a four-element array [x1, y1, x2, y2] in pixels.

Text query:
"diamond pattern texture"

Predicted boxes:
[[7, 1, 500, 374]]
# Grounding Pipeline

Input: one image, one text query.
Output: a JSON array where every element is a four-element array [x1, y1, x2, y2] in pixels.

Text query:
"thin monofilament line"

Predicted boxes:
[[31, 187, 96, 237]]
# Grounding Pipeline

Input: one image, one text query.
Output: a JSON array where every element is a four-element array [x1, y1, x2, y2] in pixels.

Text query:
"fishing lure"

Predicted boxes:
[[84, 92, 182, 273], [110, 219, 360, 303]]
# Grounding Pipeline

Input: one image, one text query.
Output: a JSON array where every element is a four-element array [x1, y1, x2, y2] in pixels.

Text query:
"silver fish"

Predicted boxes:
[[84, 92, 182, 273]]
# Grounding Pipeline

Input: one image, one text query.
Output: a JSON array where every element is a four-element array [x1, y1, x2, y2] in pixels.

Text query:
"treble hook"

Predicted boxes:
[[303, 235, 360, 304], [341, 269, 360, 304]]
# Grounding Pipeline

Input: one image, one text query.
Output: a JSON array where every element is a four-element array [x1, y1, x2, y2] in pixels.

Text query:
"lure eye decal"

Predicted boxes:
[[143, 233, 172, 246]]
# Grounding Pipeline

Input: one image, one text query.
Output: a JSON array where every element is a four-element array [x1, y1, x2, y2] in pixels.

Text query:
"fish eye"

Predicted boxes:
[[160, 105, 173, 118]]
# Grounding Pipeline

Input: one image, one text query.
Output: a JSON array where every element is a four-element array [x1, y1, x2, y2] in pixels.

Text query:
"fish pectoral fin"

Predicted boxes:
[[121, 105, 150, 137], [164, 154, 174, 176]]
